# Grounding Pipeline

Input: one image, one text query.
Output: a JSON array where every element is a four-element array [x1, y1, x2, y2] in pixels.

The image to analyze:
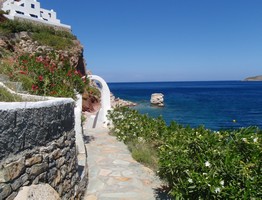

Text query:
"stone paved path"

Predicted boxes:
[[83, 123, 169, 200]]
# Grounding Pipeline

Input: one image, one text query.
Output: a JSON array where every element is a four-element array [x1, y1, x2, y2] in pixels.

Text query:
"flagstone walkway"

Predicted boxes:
[[83, 121, 170, 200]]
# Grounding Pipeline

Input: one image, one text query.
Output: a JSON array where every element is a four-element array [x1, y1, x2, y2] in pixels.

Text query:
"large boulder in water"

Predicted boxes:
[[150, 93, 164, 107]]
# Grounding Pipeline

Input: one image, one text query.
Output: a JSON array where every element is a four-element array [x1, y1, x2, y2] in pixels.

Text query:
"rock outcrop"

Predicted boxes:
[[150, 93, 164, 107], [111, 93, 137, 108], [82, 91, 101, 113]]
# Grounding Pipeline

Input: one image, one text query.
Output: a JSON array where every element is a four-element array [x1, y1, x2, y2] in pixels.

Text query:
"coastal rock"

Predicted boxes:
[[111, 93, 137, 108], [150, 93, 164, 107]]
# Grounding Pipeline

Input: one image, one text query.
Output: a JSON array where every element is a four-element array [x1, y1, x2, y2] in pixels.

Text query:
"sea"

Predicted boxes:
[[108, 81, 262, 130]]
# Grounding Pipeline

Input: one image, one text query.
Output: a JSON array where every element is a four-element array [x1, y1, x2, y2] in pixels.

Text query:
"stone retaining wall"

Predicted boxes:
[[0, 98, 84, 200]]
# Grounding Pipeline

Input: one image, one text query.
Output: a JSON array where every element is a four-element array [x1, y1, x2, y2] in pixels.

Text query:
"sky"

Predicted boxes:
[[40, 0, 262, 82]]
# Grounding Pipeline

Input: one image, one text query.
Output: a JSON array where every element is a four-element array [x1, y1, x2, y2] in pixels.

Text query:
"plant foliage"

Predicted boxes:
[[108, 107, 262, 199]]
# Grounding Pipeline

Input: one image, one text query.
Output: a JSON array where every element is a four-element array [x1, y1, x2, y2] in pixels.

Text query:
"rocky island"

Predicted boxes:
[[244, 75, 262, 81]]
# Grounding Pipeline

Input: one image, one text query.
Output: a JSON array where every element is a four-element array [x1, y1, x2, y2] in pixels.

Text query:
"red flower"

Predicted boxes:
[[38, 75, 43, 81], [32, 84, 38, 91], [67, 70, 72, 77], [50, 91, 57, 95], [19, 70, 27, 75], [22, 60, 28, 64], [36, 56, 43, 63]]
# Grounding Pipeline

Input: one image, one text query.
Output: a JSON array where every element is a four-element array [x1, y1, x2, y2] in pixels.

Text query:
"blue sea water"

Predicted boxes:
[[108, 81, 262, 130]]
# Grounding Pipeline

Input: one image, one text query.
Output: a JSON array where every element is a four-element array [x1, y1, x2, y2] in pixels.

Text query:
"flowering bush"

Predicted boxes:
[[108, 107, 262, 199], [5, 53, 87, 98]]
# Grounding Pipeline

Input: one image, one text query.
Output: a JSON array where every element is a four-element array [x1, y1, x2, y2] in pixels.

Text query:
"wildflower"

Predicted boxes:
[[19, 70, 27, 75], [205, 161, 211, 167], [220, 180, 224, 186], [115, 129, 120, 133], [242, 138, 248, 143], [74, 70, 79, 75], [188, 178, 193, 183], [31, 84, 38, 91], [233, 119, 236, 123], [253, 137, 258, 143], [50, 91, 57, 95], [214, 187, 221, 193], [138, 137, 145, 143], [38, 75, 43, 81], [67, 70, 72, 77], [36, 56, 43, 63]]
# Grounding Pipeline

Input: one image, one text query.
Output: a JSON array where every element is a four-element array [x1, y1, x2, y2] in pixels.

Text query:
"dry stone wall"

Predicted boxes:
[[0, 99, 84, 200]]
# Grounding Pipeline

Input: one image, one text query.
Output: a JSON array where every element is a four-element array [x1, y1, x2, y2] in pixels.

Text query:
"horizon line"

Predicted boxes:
[[107, 79, 244, 84]]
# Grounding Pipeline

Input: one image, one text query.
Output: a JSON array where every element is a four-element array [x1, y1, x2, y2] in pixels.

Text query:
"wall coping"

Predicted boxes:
[[0, 82, 74, 110], [0, 98, 74, 110]]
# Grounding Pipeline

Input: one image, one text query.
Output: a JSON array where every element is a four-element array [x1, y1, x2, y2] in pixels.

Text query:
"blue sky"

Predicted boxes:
[[41, 0, 262, 82]]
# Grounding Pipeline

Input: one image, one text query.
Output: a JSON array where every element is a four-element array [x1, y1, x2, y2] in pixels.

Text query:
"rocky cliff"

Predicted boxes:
[[0, 24, 86, 76]]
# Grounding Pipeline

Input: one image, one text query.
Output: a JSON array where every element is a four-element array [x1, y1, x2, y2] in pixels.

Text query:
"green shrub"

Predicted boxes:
[[0, 19, 75, 39], [108, 107, 262, 199], [32, 31, 73, 50]]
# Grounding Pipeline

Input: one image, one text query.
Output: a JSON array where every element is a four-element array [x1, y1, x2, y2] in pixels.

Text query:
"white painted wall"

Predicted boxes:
[[74, 94, 86, 154], [2, 0, 70, 29]]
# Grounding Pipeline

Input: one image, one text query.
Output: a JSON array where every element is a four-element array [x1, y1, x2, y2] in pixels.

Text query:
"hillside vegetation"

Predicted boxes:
[[0, 16, 75, 50], [0, 16, 98, 99]]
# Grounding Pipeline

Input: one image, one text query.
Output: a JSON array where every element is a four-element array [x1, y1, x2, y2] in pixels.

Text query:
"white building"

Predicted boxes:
[[1, 0, 71, 30]]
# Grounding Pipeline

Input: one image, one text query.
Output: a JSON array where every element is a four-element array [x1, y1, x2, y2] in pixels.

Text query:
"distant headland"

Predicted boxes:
[[244, 75, 262, 81]]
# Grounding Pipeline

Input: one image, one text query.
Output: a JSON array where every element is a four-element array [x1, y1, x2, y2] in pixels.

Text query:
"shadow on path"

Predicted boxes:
[[83, 135, 95, 144], [154, 186, 173, 200]]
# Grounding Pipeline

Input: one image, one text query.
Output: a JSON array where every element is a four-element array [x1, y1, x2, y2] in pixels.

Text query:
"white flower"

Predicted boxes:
[[203, 173, 207, 176], [242, 138, 248, 143], [205, 161, 211, 167], [220, 180, 224, 186], [188, 178, 193, 183], [253, 137, 258, 143], [215, 187, 221, 193]]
